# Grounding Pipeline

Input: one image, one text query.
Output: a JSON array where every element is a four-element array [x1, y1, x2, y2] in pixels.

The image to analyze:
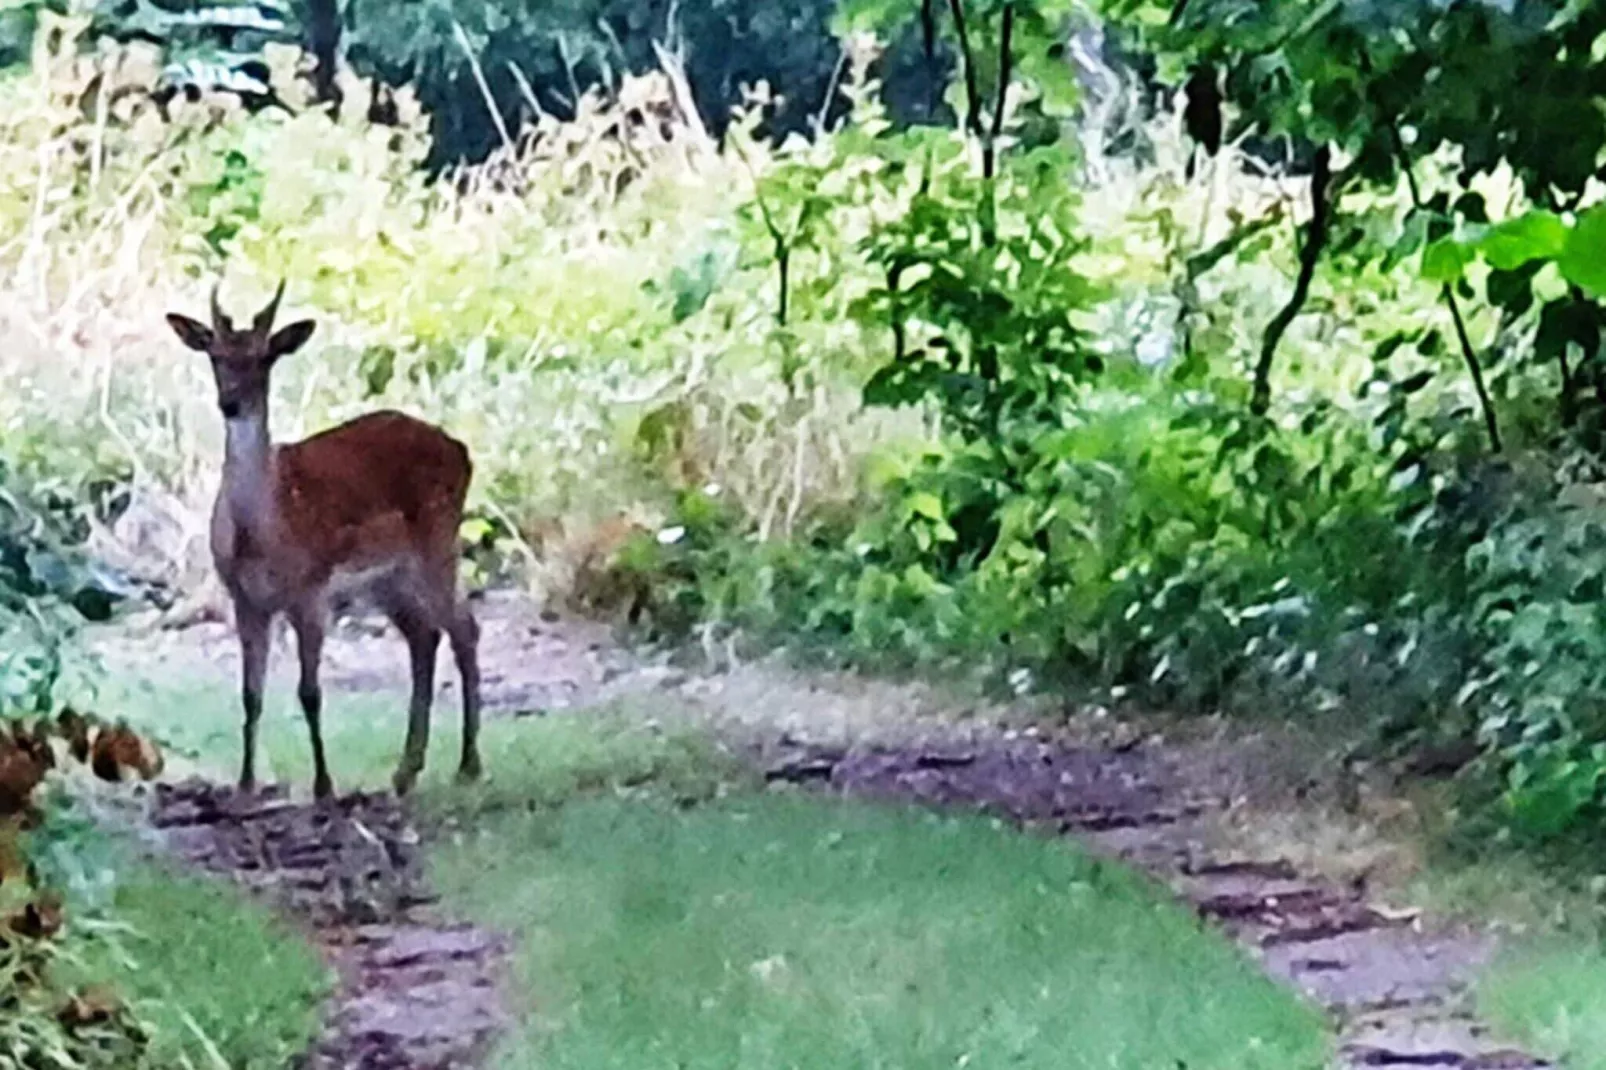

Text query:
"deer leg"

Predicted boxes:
[[236, 604, 271, 793], [390, 608, 440, 797], [290, 604, 334, 800], [448, 602, 482, 783]]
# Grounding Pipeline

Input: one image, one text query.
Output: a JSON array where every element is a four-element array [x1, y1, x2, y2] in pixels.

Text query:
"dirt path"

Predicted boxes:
[[149, 780, 507, 1070], [101, 594, 1555, 1069]]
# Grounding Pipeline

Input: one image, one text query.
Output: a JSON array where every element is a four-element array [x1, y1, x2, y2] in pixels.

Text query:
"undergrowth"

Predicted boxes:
[[0, 424, 322, 1067], [9, 2, 1606, 859]]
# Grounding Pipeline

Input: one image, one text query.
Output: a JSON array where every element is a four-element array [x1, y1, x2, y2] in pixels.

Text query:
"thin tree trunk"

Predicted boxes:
[[305, 0, 343, 114], [1251, 144, 1332, 417]]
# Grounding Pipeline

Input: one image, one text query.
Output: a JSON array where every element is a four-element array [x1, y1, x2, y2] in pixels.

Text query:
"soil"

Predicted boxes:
[[148, 780, 508, 1070], [100, 592, 1555, 1070]]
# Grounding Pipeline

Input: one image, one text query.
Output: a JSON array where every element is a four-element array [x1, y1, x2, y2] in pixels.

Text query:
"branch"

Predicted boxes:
[[1444, 288, 1500, 450], [1251, 144, 1332, 417], [946, 0, 984, 139], [983, 3, 1014, 181], [1386, 124, 1503, 452], [730, 137, 790, 326], [812, 45, 850, 135], [921, 0, 941, 120], [888, 263, 908, 365]]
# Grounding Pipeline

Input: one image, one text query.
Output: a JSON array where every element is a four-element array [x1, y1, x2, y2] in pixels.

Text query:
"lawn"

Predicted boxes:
[[56, 850, 329, 1068], [1479, 940, 1606, 1070], [433, 792, 1330, 1070], [93, 653, 1332, 1069]]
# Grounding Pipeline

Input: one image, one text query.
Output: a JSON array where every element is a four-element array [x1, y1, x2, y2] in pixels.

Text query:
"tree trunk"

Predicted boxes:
[[305, 0, 343, 113]]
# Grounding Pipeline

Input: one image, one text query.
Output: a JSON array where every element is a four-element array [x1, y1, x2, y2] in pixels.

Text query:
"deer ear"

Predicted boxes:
[[166, 314, 213, 352], [268, 319, 316, 359]]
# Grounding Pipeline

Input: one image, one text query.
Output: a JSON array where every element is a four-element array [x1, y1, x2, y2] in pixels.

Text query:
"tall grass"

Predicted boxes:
[[0, 26, 910, 607], [0, 19, 1482, 616]]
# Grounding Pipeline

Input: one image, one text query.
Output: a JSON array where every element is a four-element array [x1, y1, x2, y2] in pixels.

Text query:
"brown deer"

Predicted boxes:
[[165, 281, 482, 799]]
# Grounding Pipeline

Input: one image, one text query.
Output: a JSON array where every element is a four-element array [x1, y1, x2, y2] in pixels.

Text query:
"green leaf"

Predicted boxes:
[[1558, 204, 1606, 300], [1479, 211, 1568, 272], [831, 0, 909, 35], [906, 491, 945, 522], [1396, 370, 1434, 395], [1421, 238, 1470, 284]]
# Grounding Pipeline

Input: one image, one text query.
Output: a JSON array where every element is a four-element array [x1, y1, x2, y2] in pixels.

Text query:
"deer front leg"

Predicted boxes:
[[290, 603, 334, 800], [391, 610, 440, 797], [236, 605, 271, 793]]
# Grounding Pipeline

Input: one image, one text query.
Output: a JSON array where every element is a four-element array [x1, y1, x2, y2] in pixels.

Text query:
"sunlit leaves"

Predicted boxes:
[[1418, 205, 1606, 302], [1557, 204, 1606, 300], [1480, 211, 1568, 273]]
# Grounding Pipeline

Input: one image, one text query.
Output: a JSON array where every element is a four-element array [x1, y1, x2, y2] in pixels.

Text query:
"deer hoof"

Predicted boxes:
[[455, 756, 483, 784], [391, 767, 418, 797], [313, 774, 334, 801]]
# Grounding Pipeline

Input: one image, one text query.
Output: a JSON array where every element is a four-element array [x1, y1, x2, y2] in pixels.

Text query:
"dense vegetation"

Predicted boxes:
[[8, 3, 1606, 1038]]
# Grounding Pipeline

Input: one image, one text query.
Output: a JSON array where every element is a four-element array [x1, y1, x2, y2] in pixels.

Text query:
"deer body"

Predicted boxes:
[[169, 284, 482, 799]]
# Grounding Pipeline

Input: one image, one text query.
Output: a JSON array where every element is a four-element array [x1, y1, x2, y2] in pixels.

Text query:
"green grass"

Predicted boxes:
[[96, 661, 741, 805], [1478, 939, 1606, 1069], [100, 660, 1330, 1068], [430, 792, 1330, 1070], [1442, 851, 1606, 1070], [65, 858, 330, 1068], [94, 667, 416, 791], [35, 664, 334, 1068], [1366, 823, 1606, 1067]]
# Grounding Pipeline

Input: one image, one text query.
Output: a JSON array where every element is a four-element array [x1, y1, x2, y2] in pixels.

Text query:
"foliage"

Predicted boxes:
[[17, 0, 1606, 859], [11, 0, 957, 167], [1050, 0, 1606, 846], [0, 710, 170, 1068], [583, 1, 1606, 857]]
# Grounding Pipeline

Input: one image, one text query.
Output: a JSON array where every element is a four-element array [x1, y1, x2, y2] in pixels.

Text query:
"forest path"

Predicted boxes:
[[100, 590, 1550, 1069]]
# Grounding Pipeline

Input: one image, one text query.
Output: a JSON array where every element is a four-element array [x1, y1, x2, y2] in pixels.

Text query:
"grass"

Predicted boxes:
[[96, 619, 1606, 1070], [96, 667, 436, 792], [1199, 733, 1606, 1069], [60, 854, 329, 1069], [90, 654, 739, 805], [431, 792, 1329, 1070], [94, 648, 1331, 1070], [1479, 938, 1606, 1069], [1426, 848, 1606, 1069]]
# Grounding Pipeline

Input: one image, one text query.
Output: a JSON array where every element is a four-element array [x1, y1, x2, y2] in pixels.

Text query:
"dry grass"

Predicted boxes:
[[0, 27, 919, 613], [0, 25, 1464, 618]]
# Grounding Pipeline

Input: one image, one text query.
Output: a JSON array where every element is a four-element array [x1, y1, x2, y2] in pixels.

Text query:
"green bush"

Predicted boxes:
[[16, 0, 1606, 859]]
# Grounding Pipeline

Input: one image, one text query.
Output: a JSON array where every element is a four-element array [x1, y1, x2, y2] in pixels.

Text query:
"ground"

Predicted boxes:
[[76, 591, 1592, 1069]]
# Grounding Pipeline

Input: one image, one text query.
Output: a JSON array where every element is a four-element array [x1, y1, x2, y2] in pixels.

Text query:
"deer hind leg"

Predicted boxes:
[[235, 603, 272, 792], [448, 600, 482, 783], [289, 602, 334, 800], [388, 602, 440, 797]]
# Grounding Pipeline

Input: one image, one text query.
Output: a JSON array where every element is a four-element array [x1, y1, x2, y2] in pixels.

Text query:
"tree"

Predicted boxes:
[[1101, 0, 1606, 442]]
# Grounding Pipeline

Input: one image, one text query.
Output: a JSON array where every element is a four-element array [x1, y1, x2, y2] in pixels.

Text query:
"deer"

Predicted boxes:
[[165, 281, 483, 800]]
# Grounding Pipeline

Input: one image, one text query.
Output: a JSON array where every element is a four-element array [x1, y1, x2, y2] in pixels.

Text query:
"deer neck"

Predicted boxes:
[[220, 402, 278, 535]]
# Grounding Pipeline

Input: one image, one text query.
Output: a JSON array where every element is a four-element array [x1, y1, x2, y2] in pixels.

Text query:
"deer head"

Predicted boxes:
[[166, 281, 316, 419]]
